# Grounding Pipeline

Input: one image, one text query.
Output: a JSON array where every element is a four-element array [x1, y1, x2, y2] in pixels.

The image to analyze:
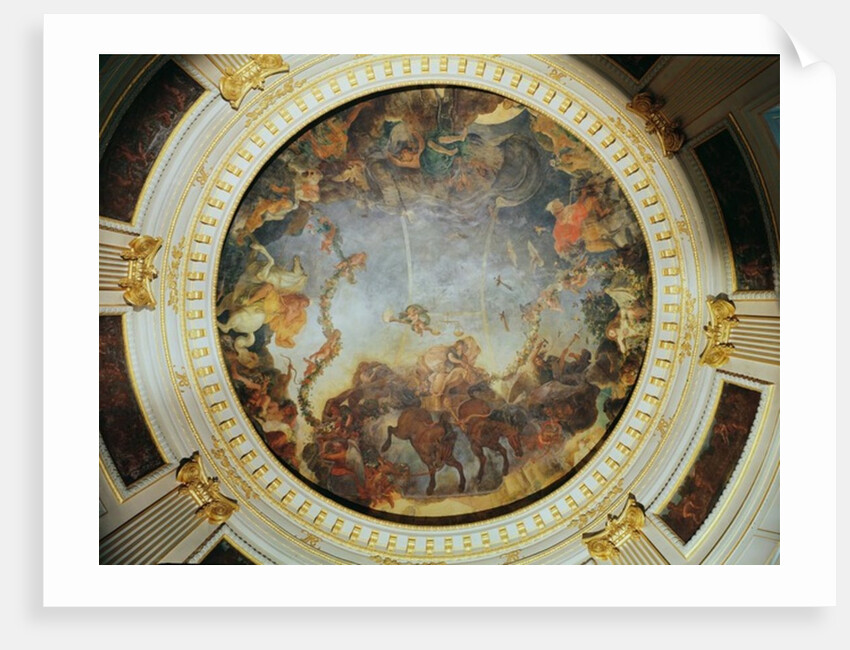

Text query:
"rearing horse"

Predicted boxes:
[[382, 408, 466, 496]]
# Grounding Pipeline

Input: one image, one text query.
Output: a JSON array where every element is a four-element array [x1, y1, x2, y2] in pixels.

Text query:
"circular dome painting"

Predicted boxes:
[[216, 86, 652, 525]]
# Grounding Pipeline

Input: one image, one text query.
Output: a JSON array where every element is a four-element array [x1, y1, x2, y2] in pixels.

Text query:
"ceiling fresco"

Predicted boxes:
[[215, 85, 652, 524], [659, 381, 764, 544], [93, 53, 781, 569], [99, 315, 166, 484], [99, 60, 204, 223]]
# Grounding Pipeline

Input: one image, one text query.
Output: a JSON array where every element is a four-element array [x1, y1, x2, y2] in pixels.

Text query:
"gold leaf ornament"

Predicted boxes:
[[176, 452, 239, 524], [699, 296, 739, 368], [626, 92, 684, 158], [219, 55, 290, 110], [119, 235, 162, 308]]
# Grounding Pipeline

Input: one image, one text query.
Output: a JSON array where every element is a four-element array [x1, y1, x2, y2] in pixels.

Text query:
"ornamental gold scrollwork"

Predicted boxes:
[[300, 531, 321, 548], [177, 451, 239, 525], [548, 66, 567, 81], [244, 78, 305, 129], [210, 435, 256, 500], [581, 493, 646, 562], [194, 165, 210, 187], [568, 478, 625, 528], [501, 550, 521, 564], [173, 366, 190, 391], [626, 92, 684, 158], [219, 55, 290, 110], [119, 235, 162, 309], [699, 295, 739, 368], [370, 556, 447, 565], [166, 236, 186, 312], [678, 291, 698, 362], [608, 114, 657, 172]]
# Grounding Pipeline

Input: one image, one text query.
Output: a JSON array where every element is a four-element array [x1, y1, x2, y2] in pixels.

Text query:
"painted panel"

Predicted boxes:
[[605, 55, 661, 81], [694, 128, 775, 292], [199, 538, 257, 565], [99, 59, 204, 222], [659, 382, 762, 544], [215, 85, 653, 525], [99, 315, 165, 484], [763, 104, 780, 148]]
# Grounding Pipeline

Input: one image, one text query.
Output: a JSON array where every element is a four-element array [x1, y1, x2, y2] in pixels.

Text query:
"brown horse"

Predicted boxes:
[[465, 417, 523, 481], [382, 408, 466, 496], [455, 396, 492, 423], [454, 397, 524, 481]]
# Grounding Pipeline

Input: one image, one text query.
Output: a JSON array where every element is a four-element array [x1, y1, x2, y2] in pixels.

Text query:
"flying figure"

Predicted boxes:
[[495, 275, 513, 291], [499, 311, 510, 332], [527, 240, 545, 271], [383, 304, 442, 336], [505, 239, 518, 268]]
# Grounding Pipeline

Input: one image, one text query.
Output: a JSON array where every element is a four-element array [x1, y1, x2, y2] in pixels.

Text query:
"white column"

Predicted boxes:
[[729, 314, 780, 366], [99, 487, 203, 565]]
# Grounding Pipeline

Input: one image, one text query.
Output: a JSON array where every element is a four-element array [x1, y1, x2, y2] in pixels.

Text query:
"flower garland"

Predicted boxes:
[[296, 251, 368, 426]]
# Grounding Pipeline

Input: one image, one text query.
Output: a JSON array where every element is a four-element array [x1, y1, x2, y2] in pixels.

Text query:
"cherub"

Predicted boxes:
[[314, 216, 339, 255], [336, 252, 368, 283], [303, 329, 342, 377], [383, 304, 441, 336], [540, 286, 563, 312], [559, 255, 589, 292]]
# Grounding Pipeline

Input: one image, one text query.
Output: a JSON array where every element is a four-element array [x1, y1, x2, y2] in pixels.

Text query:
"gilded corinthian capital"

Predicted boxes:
[[699, 295, 739, 368], [219, 55, 290, 110], [177, 452, 239, 525], [119, 235, 162, 309], [582, 493, 647, 562], [626, 91, 684, 158]]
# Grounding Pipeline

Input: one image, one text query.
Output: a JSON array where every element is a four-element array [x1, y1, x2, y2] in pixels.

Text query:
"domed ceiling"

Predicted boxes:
[[216, 85, 652, 524], [97, 53, 780, 566]]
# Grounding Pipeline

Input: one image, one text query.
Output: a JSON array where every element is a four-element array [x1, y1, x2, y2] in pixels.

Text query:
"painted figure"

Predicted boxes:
[[217, 242, 310, 364], [384, 304, 442, 336], [234, 186, 296, 245], [303, 329, 342, 377], [546, 180, 611, 257], [419, 337, 484, 398], [382, 407, 465, 496], [314, 216, 339, 255]]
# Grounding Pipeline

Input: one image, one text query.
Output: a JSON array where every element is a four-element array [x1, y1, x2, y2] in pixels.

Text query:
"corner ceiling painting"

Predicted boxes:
[[215, 85, 652, 524]]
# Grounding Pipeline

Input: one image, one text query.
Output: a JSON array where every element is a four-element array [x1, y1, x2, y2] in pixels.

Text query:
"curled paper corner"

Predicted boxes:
[[763, 13, 827, 69]]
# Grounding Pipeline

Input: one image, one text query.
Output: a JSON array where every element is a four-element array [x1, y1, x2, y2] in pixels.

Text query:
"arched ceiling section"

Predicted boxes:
[[98, 54, 780, 565]]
